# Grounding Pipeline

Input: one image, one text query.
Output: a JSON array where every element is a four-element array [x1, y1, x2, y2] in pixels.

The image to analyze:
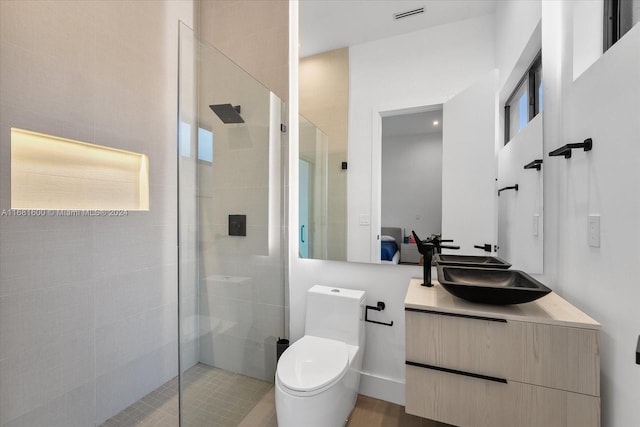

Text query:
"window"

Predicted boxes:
[[179, 121, 191, 157], [197, 127, 213, 163], [504, 53, 542, 145], [179, 123, 214, 163], [604, 0, 640, 51]]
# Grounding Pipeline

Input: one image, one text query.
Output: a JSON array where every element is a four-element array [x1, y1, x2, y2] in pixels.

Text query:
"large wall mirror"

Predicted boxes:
[[298, 0, 544, 274]]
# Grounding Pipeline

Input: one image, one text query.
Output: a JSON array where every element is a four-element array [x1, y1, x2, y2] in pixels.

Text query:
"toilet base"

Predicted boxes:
[[275, 369, 359, 427]]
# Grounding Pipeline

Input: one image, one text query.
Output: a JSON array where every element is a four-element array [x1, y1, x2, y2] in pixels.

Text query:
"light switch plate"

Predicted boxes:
[[532, 214, 539, 237], [588, 215, 600, 247], [359, 214, 370, 226]]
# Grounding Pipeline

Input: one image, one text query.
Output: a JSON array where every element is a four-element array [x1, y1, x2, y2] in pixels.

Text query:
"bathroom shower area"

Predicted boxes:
[[96, 23, 287, 427], [175, 23, 287, 426], [105, 22, 287, 427], [0, 1, 287, 426]]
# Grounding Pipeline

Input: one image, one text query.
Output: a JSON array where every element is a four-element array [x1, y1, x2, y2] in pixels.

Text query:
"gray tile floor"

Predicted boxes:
[[100, 363, 273, 427]]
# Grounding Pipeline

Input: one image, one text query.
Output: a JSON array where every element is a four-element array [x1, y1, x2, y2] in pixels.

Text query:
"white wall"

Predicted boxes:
[[441, 71, 497, 255], [493, 0, 543, 273], [381, 125, 442, 238], [289, 12, 496, 405], [497, 114, 544, 273], [0, 1, 193, 425], [572, 0, 604, 81], [347, 14, 496, 263], [541, 2, 640, 425], [494, 0, 542, 91]]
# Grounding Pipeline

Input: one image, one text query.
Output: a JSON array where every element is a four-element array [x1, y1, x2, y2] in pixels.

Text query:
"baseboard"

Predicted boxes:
[[358, 372, 405, 406]]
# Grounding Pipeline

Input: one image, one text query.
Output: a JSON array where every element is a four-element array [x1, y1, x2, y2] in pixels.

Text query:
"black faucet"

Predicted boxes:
[[426, 234, 456, 254], [411, 231, 460, 287]]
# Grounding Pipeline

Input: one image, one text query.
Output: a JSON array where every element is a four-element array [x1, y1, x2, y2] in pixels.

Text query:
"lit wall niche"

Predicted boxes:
[[11, 128, 149, 210]]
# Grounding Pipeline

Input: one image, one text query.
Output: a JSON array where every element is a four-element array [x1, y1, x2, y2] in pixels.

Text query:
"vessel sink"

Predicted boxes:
[[436, 266, 551, 305], [434, 254, 511, 269]]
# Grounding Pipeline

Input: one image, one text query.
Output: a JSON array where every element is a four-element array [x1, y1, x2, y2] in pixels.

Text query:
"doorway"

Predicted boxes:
[[381, 108, 444, 263]]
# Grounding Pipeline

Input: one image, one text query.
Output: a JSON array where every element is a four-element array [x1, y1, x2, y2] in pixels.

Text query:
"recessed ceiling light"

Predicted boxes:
[[433, 120, 439, 126]]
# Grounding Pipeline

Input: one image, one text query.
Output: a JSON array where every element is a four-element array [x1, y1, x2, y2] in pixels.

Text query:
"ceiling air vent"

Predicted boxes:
[[393, 7, 425, 21]]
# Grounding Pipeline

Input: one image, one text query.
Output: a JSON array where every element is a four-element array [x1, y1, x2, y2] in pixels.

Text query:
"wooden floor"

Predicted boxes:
[[348, 394, 451, 427], [238, 387, 450, 427], [237, 387, 278, 427]]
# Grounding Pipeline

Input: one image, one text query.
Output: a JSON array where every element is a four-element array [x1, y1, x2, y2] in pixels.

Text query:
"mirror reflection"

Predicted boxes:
[[379, 108, 443, 264], [497, 52, 544, 274], [299, 47, 349, 261], [299, 0, 543, 273]]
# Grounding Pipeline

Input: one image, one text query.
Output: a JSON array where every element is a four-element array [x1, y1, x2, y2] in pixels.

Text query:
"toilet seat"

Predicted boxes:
[[277, 336, 349, 394]]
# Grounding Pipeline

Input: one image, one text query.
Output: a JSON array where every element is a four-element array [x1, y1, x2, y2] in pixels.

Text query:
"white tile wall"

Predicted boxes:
[[3, 382, 95, 427], [177, 22, 201, 375], [0, 1, 193, 426]]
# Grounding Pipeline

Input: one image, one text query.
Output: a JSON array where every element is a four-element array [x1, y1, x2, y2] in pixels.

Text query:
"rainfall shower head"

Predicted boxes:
[[209, 104, 244, 124]]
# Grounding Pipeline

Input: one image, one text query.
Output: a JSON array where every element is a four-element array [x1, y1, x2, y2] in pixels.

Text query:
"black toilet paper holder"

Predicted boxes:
[[365, 302, 393, 327]]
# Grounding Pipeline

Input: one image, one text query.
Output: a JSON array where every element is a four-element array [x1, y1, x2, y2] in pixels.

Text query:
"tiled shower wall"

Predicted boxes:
[[192, 0, 290, 382], [198, 0, 289, 103], [0, 1, 193, 426], [195, 41, 285, 382]]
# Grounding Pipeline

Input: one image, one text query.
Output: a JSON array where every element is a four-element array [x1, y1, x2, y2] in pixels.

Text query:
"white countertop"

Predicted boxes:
[[405, 278, 600, 330]]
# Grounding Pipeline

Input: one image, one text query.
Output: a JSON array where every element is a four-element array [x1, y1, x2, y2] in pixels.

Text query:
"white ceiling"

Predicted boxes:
[[300, 0, 499, 57]]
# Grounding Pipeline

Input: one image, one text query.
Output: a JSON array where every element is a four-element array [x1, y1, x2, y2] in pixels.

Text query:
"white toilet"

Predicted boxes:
[[275, 285, 366, 427]]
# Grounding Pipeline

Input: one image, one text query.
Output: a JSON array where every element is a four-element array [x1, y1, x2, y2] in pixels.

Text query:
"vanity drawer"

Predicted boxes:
[[406, 309, 523, 382], [405, 364, 600, 427], [520, 321, 600, 396], [405, 309, 600, 396]]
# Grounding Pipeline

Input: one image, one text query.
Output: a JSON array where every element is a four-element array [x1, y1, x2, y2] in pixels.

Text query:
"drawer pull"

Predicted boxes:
[[405, 307, 507, 323], [406, 360, 508, 384]]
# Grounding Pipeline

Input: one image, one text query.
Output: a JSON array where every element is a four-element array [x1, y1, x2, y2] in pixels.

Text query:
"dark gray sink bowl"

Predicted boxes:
[[434, 254, 511, 269], [436, 266, 551, 305]]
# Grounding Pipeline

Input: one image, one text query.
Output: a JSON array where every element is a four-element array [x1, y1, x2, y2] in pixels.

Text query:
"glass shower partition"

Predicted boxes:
[[178, 22, 287, 426], [298, 116, 329, 260]]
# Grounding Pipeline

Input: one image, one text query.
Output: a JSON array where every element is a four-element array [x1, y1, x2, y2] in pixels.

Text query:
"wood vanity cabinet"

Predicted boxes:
[[404, 279, 600, 427]]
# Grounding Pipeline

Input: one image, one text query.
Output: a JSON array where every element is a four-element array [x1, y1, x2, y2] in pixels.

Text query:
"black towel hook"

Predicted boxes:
[[497, 184, 519, 196], [524, 159, 543, 171], [549, 138, 593, 159]]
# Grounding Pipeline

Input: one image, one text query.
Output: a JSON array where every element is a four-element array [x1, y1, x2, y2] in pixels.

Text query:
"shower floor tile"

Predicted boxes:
[[100, 363, 272, 427]]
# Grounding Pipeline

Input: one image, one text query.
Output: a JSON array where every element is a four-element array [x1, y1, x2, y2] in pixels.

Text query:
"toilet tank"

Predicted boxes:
[[305, 285, 366, 346]]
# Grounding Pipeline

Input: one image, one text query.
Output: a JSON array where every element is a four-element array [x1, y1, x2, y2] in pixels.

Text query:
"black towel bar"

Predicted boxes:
[[365, 302, 393, 327]]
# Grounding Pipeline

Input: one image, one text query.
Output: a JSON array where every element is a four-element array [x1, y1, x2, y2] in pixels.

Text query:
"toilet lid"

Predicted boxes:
[[277, 336, 349, 392]]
